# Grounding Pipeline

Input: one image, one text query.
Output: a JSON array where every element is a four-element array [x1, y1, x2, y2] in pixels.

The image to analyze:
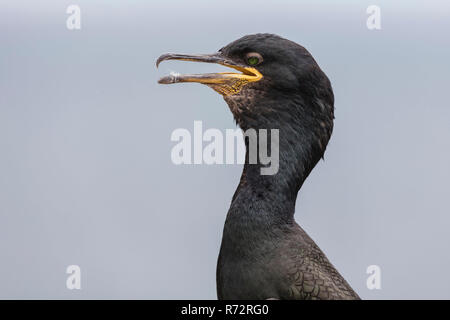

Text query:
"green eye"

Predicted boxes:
[[246, 52, 263, 66], [247, 56, 260, 65]]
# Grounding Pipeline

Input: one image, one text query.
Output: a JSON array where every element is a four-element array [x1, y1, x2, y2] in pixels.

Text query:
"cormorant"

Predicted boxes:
[[157, 33, 360, 300]]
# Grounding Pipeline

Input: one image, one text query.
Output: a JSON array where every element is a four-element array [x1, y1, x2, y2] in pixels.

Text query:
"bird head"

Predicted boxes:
[[157, 34, 333, 133]]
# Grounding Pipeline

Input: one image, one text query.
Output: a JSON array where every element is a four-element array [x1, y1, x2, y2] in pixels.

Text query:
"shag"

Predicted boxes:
[[157, 34, 360, 300]]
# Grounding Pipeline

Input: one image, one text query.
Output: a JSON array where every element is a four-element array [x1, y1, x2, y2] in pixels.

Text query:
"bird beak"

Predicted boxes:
[[156, 53, 262, 96]]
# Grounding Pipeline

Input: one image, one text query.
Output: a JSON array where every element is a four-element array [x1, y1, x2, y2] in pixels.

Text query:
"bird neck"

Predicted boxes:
[[225, 94, 333, 227], [228, 132, 317, 225]]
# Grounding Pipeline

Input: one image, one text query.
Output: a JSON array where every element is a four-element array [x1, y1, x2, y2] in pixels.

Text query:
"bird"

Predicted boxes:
[[156, 33, 360, 300]]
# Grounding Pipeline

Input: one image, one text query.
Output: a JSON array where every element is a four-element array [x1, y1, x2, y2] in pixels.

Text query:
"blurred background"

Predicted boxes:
[[0, 0, 449, 299]]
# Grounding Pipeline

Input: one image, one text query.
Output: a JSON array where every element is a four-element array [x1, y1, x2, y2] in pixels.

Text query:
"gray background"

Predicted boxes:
[[1, 0, 449, 299]]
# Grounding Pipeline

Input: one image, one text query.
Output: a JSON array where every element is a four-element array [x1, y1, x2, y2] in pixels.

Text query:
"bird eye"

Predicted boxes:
[[246, 52, 263, 66]]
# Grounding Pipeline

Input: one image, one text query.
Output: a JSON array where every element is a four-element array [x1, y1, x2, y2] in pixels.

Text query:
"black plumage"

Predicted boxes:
[[157, 33, 359, 300]]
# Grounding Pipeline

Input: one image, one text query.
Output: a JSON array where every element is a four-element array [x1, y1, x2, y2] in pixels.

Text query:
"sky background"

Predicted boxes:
[[1, 0, 449, 299]]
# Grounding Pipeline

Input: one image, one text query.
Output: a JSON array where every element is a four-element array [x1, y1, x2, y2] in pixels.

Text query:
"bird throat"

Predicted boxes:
[[207, 79, 252, 96]]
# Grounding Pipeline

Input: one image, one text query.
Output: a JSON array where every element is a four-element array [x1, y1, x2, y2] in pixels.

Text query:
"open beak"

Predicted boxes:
[[156, 53, 262, 96]]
